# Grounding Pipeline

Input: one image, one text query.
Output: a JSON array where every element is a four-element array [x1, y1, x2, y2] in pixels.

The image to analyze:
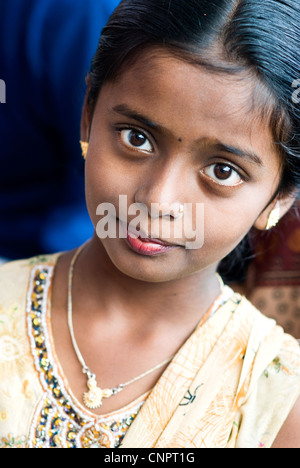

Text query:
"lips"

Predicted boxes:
[[126, 229, 180, 256]]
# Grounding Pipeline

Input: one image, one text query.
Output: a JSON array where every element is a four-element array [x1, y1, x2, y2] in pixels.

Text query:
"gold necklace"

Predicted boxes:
[[67, 244, 225, 410], [67, 244, 173, 410]]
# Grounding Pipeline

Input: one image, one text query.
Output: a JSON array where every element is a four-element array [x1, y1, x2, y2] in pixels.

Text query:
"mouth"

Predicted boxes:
[[126, 228, 183, 257]]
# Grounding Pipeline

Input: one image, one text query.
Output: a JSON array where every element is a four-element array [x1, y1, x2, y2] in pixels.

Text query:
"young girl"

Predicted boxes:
[[0, 0, 300, 449]]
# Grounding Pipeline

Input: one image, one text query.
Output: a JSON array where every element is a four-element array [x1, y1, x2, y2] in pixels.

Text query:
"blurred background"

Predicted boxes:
[[0, 0, 119, 263], [0, 0, 299, 337], [243, 204, 300, 339]]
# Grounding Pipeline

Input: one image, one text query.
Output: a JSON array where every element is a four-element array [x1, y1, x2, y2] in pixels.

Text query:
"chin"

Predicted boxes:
[[108, 252, 201, 286], [112, 256, 181, 283]]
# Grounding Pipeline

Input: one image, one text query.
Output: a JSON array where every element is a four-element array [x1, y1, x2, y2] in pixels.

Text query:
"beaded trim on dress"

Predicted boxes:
[[26, 265, 145, 448]]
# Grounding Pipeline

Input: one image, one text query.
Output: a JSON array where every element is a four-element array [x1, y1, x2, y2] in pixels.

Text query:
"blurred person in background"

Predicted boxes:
[[0, 0, 119, 263], [247, 199, 300, 338], [229, 199, 300, 339]]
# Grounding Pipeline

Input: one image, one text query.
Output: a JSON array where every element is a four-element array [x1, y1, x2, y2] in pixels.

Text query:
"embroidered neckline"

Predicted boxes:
[[26, 264, 144, 448]]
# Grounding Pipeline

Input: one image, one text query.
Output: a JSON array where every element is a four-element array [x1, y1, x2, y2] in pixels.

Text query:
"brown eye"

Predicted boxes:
[[128, 130, 147, 147], [119, 129, 153, 153], [201, 163, 243, 187], [213, 164, 233, 180]]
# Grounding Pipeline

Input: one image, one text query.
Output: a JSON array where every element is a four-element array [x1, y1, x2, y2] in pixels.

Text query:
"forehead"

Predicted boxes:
[[97, 48, 278, 161]]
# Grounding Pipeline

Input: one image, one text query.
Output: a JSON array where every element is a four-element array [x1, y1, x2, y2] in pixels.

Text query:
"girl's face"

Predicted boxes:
[[83, 49, 282, 283]]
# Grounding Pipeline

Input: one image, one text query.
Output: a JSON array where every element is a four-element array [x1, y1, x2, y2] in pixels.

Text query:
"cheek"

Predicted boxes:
[[199, 196, 263, 261], [205, 220, 246, 259], [85, 152, 137, 227], [85, 155, 115, 227]]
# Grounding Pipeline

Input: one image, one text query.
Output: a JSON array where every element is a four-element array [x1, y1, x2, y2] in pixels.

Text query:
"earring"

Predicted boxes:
[[80, 140, 89, 160], [266, 201, 280, 230]]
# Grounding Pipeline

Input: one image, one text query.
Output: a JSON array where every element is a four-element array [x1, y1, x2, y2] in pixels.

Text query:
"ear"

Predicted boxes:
[[254, 193, 297, 231], [80, 75, 93, 142]]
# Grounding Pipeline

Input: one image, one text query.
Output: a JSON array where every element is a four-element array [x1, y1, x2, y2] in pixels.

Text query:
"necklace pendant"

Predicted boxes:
[[83, 377, 115, 410], [83, 377, 105, 409]]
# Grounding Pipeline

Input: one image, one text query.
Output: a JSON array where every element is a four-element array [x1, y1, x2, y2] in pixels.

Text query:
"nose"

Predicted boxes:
[[134, 161, 185, 219]]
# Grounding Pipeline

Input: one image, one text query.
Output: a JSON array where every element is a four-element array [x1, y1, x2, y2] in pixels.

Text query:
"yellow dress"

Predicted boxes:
[[0, 254, 300, 448]]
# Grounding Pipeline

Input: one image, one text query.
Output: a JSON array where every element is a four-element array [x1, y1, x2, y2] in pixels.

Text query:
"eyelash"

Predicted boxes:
[[116, 126, 154, 153], [200, 163, 247, 187], [115, 125, 248, 187]]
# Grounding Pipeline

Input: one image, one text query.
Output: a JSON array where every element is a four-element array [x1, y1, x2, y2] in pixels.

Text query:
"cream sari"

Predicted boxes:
[[0, 254, 300, 448]]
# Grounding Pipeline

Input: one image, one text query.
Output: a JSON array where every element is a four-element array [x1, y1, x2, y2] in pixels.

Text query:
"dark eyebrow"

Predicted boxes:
[[112, 104, 264, 167], [111, 104, 165, 132], [214, 141, 264, 167]]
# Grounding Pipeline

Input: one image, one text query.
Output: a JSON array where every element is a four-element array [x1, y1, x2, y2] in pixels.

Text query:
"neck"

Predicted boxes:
[[72, 236, 221, 329]]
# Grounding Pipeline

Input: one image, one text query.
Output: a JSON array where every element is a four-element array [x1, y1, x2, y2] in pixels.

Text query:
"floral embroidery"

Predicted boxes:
[[0, 433, 28, 448], [26, 266, 143, 448], [0, 303, 33, 399], [264, 357, 284, 378], [26, 256, 52, 267]]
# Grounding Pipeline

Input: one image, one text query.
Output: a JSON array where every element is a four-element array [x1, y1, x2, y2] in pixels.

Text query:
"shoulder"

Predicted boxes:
[[0, 253, 61, 446], [0, 254, 61, 311], [0, 258, 34, 310], [233, 295, 300, 448], [240, 294, 300, 394], [270, 334, 300, 448], [0, 253, 59, 280], [272, 395, 300, 448]]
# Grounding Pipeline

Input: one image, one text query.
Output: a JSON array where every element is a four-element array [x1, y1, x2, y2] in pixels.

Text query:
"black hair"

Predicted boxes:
[[88, 0, 300, 193], [87, 0, 300, 281]]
